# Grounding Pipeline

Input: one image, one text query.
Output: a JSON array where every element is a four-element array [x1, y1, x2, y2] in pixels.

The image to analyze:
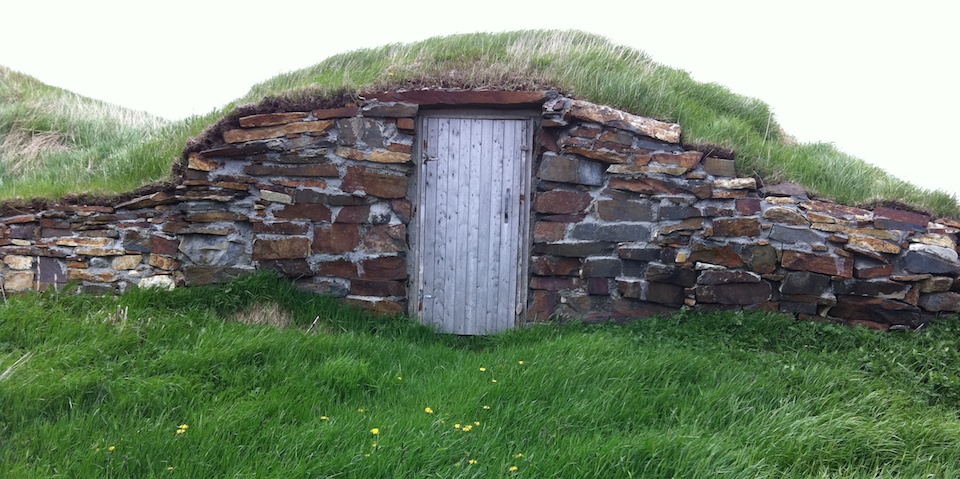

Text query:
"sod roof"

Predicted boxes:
[[1, 30, 957, 217]]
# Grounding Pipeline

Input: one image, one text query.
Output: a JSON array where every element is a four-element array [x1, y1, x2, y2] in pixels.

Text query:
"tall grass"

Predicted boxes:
[[2, 272, 959, 478], [1, 31, 957, 216]]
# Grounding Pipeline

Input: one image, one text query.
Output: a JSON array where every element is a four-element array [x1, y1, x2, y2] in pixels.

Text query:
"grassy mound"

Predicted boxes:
[[1, 30, 957, 216], [2, 272, 960, 477]]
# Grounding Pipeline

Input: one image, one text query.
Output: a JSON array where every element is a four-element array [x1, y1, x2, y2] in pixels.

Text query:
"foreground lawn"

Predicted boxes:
[[2, 273, 960, 478]]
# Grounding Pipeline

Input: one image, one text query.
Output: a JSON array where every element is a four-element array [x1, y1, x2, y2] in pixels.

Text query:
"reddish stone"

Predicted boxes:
[[199, 143, 272, 157], [531, 276, 581, 290], [586, 278, 610, 295], [271, 178, 328, 189], [563, 146, 629, 164], [533, 190, 592, 214], [531, 256, 581, 276], [569, 125, 601, 138], [598, 129, 634, 146], [311, 105, 360, 119], [363, 224, 406, 253], [360, 256, 407, 280], [341, 167, 408, 199], [534, 222, 567, 243], [2, 214, 37, 224], [392, 199, 412, 224], [711, 217, 761, 237], [253, 222, 310, 235], [316, 259, 358, 278], [540, 128, 561, 153], [148, 236, 179, 256], [244, 163, 339, 177], [275, 204, 332, 222], [651, 151, 702, 169], [689, 243, 744, 268], [782, 250, 853, 278], [855, 262, 894, 279], [873, 206, 930, 232], [239, 112, 308, 128], [343, 297, 405, 314], [351, 279, 406, 297], [528, 290, 560, 321], [223, 120, 333, 143], [335, 205, 371, 223], [395, 118, 415, 131], [253, 237, 310, 260], [259, 259, 313, 277], [609, 177, 689, 196], [735, 198, 761, 215], [312, 224, 361, 254], [831, 296, 920, 325]]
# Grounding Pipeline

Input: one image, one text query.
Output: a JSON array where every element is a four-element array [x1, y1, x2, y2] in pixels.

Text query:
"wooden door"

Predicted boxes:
[[415, 113, 532, 335]]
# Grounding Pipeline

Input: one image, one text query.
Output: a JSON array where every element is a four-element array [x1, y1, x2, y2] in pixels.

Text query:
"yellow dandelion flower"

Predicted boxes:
[[468, 459, 478, 465], [509, 465, 519, 472], [179, 424, 188, 430], [370, 428, 380, 435], [320, 416, 329, 421], [396, 375, 403, 381], [108, 446, 116, 452], [167, 466, 175, 471], [176, 428, 185, 434], [513, 453, 524, 458], [357, 408, 365, 413], [518, 360, 525, 365], [462, 425, 473, 432], [479, 367, 486, 372], [424, 407, 434, 414], [372, 442, 378, 448], [483, 405, 491, 410], [454, 423, 461, 429], [492, 379, 498, 383]]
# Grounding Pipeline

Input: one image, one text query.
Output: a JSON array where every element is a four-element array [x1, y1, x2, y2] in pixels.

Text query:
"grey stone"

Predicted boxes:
[[900, 251, 960, 275], [780, 271, 832, 295], [908, 243, 958, 263], [581, 257, 622, 278], [769, 225, 824, 245], [178, 235, 248, 267], [918, 292, 960, 312], [659, 205, 701, 220], [570, 223, 650, 242], [532, 242, 616, 258], [833, 279, 910, 299]]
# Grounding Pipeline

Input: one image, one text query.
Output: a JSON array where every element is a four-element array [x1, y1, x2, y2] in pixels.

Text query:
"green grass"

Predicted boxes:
[[2, 272, 960, 478], [1, 30, 958, 215]]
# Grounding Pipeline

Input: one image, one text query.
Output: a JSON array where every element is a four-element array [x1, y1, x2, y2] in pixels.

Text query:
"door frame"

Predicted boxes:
[[409, 109, 538, 334]]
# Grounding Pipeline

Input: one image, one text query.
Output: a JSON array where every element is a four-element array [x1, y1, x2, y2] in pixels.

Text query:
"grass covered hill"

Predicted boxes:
[[1, 30, 958, 216], [2, 272, 960, 478]]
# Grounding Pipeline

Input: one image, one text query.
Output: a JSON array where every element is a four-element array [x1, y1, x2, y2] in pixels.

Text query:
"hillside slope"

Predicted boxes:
[[1, 30, 957, 216]]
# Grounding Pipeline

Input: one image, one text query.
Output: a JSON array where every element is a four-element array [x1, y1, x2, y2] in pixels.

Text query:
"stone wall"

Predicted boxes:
[[2, 89, 959, 331]]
